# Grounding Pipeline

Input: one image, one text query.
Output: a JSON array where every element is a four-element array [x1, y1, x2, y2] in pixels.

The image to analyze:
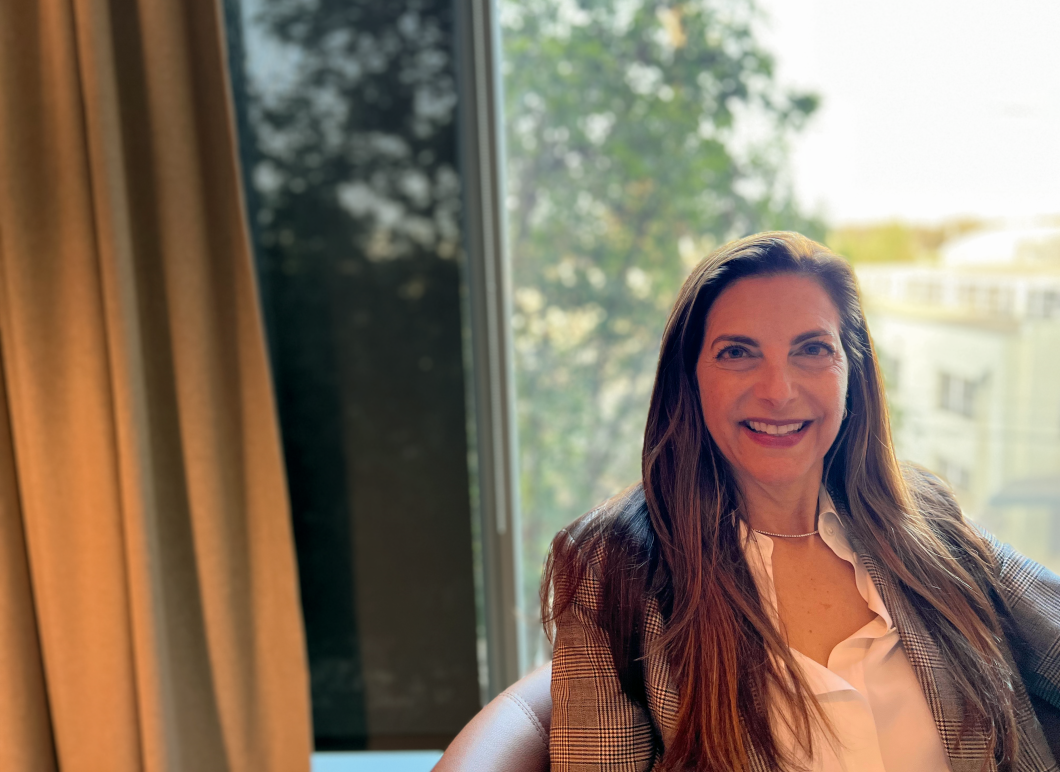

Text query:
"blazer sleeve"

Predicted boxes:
[[549, 539, 660, 771], [980, 529, 1060, 709], [908, 465, 1060, 709]]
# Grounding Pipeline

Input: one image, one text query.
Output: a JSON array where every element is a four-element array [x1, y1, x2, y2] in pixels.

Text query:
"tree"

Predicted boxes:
[[499, 0, 822, 661], [826, 219, 985, 265]]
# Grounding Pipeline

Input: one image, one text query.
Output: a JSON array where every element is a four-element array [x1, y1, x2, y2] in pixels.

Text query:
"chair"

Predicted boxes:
[[433, 662, 551, 772]]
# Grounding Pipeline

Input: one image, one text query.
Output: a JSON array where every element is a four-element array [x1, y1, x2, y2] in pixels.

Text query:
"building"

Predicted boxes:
[[857, 228, 1060, 569]]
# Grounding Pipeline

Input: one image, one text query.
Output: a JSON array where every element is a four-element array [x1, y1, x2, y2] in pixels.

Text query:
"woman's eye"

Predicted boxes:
[[717, 345, 748, 359], [801, 342, 834, 356]]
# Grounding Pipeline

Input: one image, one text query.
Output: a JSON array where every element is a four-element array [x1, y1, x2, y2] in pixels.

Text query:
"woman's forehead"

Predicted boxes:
[[705, 274, 842, 339]]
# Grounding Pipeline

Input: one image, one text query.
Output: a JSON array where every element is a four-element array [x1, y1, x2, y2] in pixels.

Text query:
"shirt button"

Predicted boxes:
[[825, 526, 835, 536]]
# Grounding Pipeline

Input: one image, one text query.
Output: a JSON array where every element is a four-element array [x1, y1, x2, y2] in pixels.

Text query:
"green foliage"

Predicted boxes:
[[500, 0, 824, 656], [827, 219, 986, 265], [828, 223, 924, 264], [250, 0, 462, 268]]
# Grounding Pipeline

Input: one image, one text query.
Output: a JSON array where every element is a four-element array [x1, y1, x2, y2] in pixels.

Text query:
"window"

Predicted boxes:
[[939, 372, 977, 418], [226, 0, 481, 752], [498, 0, 1060, 670], [1028, 289, 1060, 319]]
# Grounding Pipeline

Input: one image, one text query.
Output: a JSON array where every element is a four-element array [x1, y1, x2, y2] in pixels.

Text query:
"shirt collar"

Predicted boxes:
[[816, 486, 855, 562], [816, 488, 894, 628], [740, 484, 894, 630]]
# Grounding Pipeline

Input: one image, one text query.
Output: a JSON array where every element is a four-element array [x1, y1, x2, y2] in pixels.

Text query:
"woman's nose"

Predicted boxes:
[[754, 360, 797, 406]]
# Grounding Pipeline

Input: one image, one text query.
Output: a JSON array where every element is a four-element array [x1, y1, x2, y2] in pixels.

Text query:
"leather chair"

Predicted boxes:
[[434, 662, 551, 772]]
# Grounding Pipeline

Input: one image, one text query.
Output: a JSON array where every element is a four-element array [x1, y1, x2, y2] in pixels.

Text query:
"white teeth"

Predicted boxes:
[[747, 420, 805, 436]]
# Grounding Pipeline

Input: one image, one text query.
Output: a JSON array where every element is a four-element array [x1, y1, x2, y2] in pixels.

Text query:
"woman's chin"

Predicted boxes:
[[734, 460, 821, 491]]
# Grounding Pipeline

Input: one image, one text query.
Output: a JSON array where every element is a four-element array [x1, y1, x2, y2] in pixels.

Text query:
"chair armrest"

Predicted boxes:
[[434, 662, 552, 772]]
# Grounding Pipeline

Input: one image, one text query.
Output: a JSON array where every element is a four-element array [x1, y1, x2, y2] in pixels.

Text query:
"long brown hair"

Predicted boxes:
[[542, 232, 1018, 770]]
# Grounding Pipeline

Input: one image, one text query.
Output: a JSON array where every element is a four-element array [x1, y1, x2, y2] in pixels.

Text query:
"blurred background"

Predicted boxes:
[[222, 0, 1060, 762]]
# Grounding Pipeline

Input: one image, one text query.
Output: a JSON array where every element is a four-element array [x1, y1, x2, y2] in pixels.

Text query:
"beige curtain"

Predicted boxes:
[[0, 0, 312, 770]]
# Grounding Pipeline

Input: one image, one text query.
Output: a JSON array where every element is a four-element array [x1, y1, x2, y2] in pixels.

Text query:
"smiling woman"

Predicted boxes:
[[541, 232, 1060, 771]]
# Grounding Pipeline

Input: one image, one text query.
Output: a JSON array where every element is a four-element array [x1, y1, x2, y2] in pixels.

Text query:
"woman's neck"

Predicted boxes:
[[739, 473, 823, 535]]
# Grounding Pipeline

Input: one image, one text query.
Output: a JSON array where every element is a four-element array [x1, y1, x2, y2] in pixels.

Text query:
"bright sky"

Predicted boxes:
[[755, 0, 1060, 226]]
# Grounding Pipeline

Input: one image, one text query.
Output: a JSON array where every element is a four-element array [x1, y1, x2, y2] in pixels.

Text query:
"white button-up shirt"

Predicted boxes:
[[741, 488, 952, 771]]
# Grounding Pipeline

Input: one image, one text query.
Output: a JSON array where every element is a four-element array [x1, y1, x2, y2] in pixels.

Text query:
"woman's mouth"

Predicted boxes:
[[743, 420, 808, 436], [740, 419, 812, 447]]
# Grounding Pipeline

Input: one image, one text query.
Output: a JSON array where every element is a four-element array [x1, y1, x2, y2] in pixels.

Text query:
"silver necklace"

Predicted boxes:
[[752, 527, 818, 539], [751, 499, 821, 539]]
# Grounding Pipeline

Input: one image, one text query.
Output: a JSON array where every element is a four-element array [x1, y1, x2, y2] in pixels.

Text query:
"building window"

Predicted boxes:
[[1029, 289, 1060, 319], [939, 372, 977, 418], [910, 279, 942, 305]]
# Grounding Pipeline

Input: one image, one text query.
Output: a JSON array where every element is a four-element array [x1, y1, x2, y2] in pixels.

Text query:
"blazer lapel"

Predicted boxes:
[[851, 537, 994, 772], [823, 482, 987, 770]]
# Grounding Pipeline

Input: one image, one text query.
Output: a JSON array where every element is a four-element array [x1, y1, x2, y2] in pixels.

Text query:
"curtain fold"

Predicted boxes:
[[0, 0, 312, 769]]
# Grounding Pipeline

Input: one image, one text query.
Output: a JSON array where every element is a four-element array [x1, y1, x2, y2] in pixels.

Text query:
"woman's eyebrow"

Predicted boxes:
[[790, 329, 834, 345], [710, 334, 758, 348]]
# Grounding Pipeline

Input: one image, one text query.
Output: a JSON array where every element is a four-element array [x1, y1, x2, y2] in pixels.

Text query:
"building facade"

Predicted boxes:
[[857, 228, 1060, 569]]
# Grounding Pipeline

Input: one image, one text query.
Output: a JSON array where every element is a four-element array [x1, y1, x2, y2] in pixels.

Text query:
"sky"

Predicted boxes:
[[754, 0, 1060, 226]]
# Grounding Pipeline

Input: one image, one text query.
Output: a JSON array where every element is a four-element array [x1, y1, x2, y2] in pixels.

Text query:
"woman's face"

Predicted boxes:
[[696, 273, 849, 492]]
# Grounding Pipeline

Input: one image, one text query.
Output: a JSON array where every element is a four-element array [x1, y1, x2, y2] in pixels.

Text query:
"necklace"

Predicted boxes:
[[751, 498, 821, 539], [752, 527, 819, 539]]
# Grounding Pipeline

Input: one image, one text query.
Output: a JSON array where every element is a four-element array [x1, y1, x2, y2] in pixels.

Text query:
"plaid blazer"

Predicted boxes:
[[549, 486, 1060, 771]]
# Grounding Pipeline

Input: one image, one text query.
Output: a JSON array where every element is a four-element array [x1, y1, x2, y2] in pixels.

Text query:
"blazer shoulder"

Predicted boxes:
[[556, 483, 651, 575]]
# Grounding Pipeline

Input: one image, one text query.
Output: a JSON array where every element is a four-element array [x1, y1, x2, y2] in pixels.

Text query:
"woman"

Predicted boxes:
[[542, 232, 1060, 771]]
